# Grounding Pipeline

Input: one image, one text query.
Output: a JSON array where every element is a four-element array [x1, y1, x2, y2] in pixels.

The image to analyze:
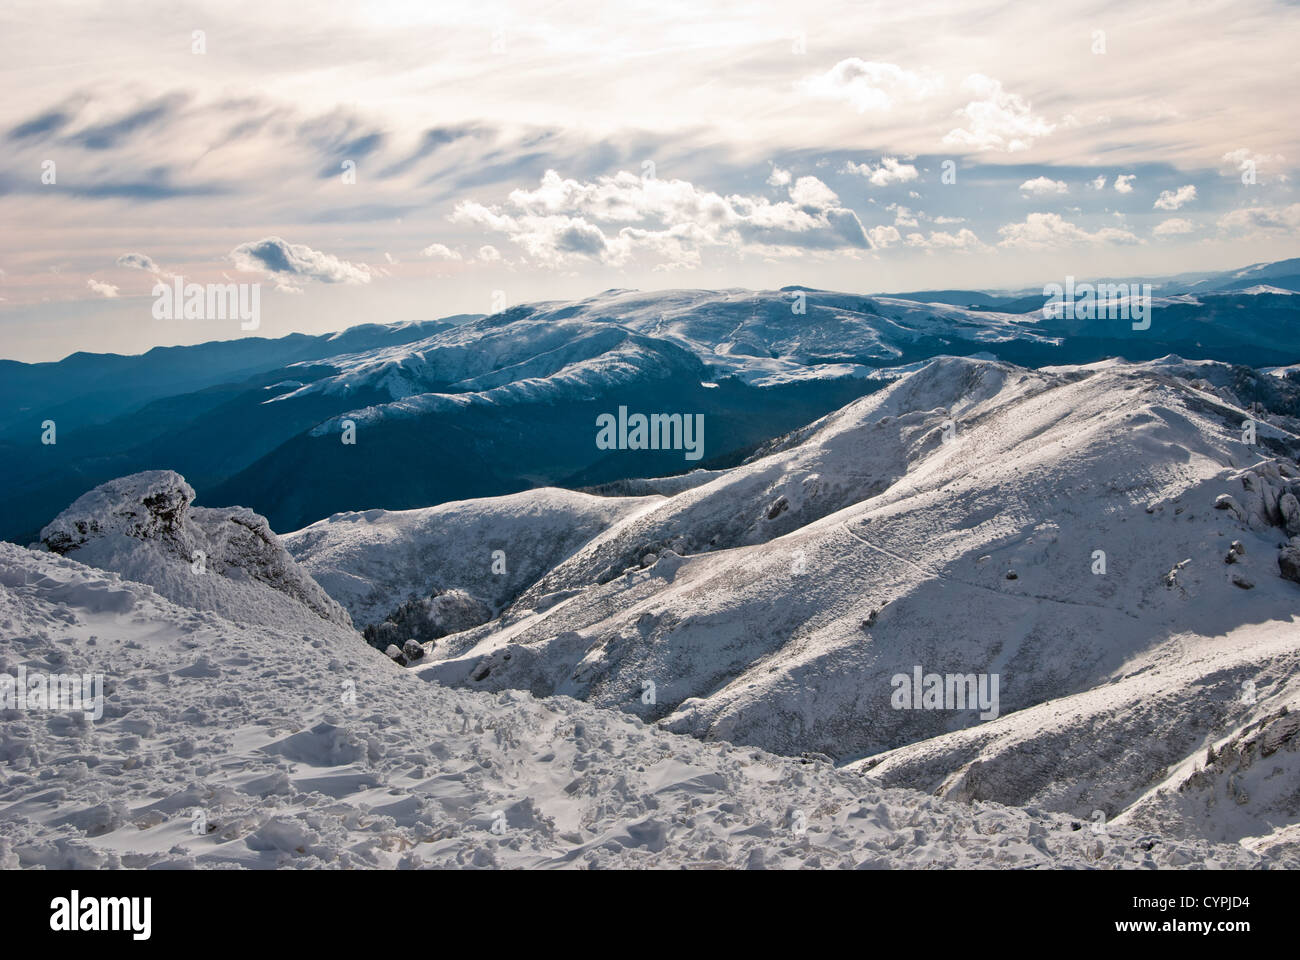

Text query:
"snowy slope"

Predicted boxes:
[[403, 356, 1300, 852], [283, 488, 660, 628], [0, 540, 1283, 869]]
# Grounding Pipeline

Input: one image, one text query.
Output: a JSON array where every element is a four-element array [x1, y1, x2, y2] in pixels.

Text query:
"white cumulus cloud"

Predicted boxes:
[[997, 212, 1139, 249], [842, 156, 919, 186], [801, 59, 942, 113], [1153, 185, 1196, 210], [421, 243, 462, 260], [229, 237, 372, 287], [1019, 177, 1068, 196], [943, 75, 1055, 153]]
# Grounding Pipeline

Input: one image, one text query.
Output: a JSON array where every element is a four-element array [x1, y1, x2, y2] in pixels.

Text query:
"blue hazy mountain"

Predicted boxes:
[[3, 262, 1297, 543]]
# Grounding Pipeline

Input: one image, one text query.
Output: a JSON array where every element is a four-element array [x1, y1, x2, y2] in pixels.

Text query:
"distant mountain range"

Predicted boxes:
[[3, 259, 1298, 544]]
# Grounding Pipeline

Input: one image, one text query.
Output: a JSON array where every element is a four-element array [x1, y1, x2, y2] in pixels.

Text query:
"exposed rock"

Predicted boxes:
[[39, 470, 351, 627], [41, 470, 194, 555], [363, 588, 493, 652], [1237, 466, 1285, 529], [402, 638, 426, 662], [1164, 557, 1192, 589], [1280, 492, 1300, 537], [1279, 545, 1300, 585], [1214, 494, 1245, 521]]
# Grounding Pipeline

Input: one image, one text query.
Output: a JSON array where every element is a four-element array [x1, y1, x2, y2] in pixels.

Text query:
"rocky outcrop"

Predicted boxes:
[[1280, 539, 1300, 585], [40, 470, 351, 628], [362, 588, 493, 655], [1216, 460, 1300, 587], [41, 471, 194, 555]]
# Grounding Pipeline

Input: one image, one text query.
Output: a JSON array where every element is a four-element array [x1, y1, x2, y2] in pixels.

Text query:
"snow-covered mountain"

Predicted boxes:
[[5, 274, 1300, 867], [273, 353, 1300, 856], [9, 473, 1277, 868], [283, 488, 657, 629], [4, 264, 1298, 544]]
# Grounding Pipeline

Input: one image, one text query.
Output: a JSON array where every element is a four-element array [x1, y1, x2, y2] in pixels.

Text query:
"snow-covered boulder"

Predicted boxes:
[[40, 470, 194, 555], [1237, 468, 1283, 529], [1214, 493, 1245, 520], [39, 470, 351, 629]]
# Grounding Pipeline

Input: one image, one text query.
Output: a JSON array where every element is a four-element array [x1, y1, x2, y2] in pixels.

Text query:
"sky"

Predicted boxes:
[[2, 0, 1299, 362]]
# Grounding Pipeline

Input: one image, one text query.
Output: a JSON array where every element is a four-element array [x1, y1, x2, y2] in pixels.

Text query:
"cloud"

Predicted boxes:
[[766, 166, 792, 187], [420, 243, 462, 260], [478, 244, 503, 262], [789, 176, 840, 208], [1154, 184, 1190, 209], [1221, 148, 1287, 183], [1153, 185, 1196, 210], [115, 252, 161, 272], [888, 203, 918, 227], [842, 157, 919, 186], [801, 59, 942, 113], [997, 212, 1139, 249], [69, 93, 190, 150], [1087, 175, 1107, 190], [86, 278, 119, 298], [9, 107, 77, 141], [1152, 218, 1195, 237], [228, 237, 372, 285], [943, 75, 1055, 153], [905, 228, 986, 252], [453, 168, 870, 268], [868, 224, 902, 248], [1114, 174, 1136, 194], [1216, 203, 1300, 236], [1019, 176, 1068, 196]]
